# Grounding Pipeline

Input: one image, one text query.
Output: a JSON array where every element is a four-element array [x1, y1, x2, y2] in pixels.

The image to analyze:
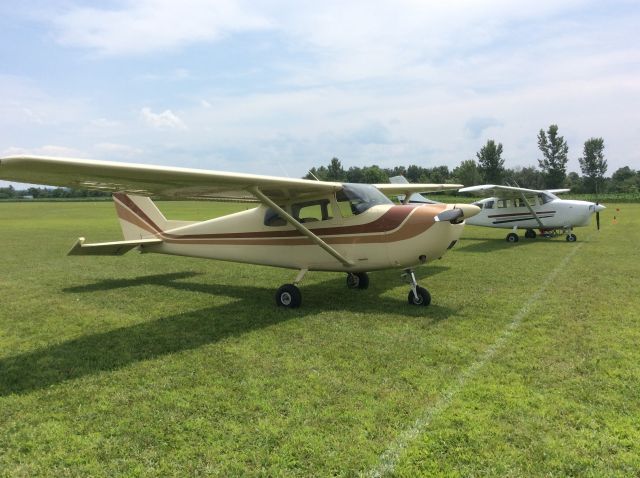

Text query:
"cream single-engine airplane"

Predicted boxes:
[[0, 155, 480, 308], [457, 184, 605, 243]]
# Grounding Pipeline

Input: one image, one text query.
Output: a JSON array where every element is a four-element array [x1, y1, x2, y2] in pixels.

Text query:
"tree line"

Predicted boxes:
[[306, 124, 639, 194], [1, 124, 638, 199]]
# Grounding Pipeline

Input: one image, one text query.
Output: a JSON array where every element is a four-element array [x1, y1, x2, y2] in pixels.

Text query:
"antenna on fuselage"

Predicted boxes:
[[308, 171, 320, 181]]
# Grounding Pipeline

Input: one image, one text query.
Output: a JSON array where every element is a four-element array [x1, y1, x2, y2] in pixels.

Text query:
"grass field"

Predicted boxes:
[[1, 201, 638, 477]]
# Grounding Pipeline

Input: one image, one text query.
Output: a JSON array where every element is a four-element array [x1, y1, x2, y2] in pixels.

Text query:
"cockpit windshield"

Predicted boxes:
[[336, 183, 392, 215]]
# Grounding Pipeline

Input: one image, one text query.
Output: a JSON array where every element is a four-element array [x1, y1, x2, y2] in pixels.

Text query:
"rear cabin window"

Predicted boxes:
[[497, 199, 509, 208], [264, 199, 333, 226]]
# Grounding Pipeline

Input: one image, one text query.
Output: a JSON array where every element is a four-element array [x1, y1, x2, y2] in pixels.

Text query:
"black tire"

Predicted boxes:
[[346, 272, 369, 290], [408, 286, 431, 306], [566, 233, 577, 242], [525, 229, 537, 239], [275, 284, 302, 308], [506, 233, 519, 243]]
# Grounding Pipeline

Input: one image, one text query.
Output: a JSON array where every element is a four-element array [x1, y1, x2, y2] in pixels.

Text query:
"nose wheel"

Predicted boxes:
[[403, 269, 431, 306]]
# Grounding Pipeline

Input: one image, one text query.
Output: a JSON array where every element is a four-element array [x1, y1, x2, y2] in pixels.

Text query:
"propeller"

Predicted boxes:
[[596, 202, 600, 230], [435, 204, 481, 224], [435, 208, 464, 224]]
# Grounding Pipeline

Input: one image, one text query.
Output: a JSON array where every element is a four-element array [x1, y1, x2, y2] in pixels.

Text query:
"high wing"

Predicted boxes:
[[374, 182, 463, 195], [0, 155, 342, 202], [458, 184, 570, 198]]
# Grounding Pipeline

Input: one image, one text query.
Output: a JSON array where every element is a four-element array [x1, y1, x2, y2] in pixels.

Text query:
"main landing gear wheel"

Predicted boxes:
[[506, 232, 519, 243], [408, 286, 431, 306], [525, 229, 537, 239], [566, 233, 577, 242], [275, 284, 301, 308], [346, 272, 369, 289]]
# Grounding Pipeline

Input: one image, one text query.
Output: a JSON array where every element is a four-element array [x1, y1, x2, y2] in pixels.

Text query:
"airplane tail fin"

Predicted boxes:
[[115, 193, 202, 240], [113, 193, 169, 240], [113, 193, 198, 240]]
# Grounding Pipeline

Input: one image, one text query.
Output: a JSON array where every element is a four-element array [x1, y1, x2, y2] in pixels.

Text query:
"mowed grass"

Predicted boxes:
[[0, 201, 638, 477]]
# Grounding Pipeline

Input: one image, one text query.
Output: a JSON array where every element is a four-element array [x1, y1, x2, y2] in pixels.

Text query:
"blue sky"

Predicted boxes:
[[1, 0, 639, 188]]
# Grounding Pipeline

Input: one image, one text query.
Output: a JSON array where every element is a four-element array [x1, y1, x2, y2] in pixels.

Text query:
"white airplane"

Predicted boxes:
[[457, 184, 605, 243], [0, 155, 480, 308]]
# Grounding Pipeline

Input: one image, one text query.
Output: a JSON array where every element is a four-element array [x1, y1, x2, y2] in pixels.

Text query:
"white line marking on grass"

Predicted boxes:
[[367, 241, 586, 477]]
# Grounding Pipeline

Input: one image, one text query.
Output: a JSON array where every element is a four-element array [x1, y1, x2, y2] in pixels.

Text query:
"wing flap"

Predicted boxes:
[[68, 237, 163, 256]]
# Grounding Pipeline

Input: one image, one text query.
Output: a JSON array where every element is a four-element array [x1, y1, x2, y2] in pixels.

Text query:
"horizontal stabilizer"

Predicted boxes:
[[67, 237, 162, 256]]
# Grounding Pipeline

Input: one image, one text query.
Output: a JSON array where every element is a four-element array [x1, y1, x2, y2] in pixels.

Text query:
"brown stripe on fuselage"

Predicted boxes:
[[113, 193, 445, 246], [161, 205, 442, 246]]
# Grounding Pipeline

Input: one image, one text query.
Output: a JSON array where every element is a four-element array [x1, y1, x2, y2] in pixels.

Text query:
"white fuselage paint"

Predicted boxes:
[[135, 204, 467, 272], [466, 196, 601, 230]]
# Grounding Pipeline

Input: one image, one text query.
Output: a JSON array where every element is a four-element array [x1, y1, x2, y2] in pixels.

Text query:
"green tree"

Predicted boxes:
[[565, 171, 585, 193], [360, 165, 388, 183], [452, 159, 482, 186], [537, 124, 569, 188], [476, 140, 505, 183], [610, 166, 639, 193], [305, 166, 328, 181], [504, 166, 545, 189], [579, 137, 607, 194], [406, 165, 423, 183], [326, 157, 347, 181]]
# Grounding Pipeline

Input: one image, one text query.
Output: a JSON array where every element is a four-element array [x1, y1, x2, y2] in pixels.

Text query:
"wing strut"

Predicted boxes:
[[250, 187, 354, 267], [520, 192, 545, 229]]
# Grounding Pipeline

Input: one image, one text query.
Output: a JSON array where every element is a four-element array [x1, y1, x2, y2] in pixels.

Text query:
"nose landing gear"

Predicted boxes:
[[403, 269, 431, 306]]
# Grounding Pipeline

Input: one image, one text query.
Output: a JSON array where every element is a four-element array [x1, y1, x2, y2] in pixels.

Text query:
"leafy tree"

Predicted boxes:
[[326, 157, 347, 181], [537, 124, 569, 188], [406, 165, 422, 183], [610, 166, 639, 193], [476, 140, 505, 183], [579, 137, 607, 194], [504, 166, 545, 189], [305, 166, 328, 181], [565, 171, 585, 193], [360, 165, 388, 183], [423, 166, 450, 183], [452, 159, 482, 186]]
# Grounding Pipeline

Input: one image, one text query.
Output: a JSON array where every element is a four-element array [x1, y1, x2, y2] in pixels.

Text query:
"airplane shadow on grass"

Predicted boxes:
[[0, 266, 452, 396]]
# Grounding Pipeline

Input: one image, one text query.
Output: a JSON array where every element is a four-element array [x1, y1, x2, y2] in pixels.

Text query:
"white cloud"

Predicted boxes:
[[140, 107, 188, 130], [53, 0, 271, 55]]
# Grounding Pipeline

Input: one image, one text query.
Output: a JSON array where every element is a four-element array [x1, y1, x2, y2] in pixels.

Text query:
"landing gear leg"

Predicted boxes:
[[403, 269, 431, 306], [275, 269, 307, 308]]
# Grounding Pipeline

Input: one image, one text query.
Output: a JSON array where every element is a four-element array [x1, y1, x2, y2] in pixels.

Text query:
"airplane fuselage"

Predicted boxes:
[[118, 198, 469, 272], [467, 195, 600, 230]]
